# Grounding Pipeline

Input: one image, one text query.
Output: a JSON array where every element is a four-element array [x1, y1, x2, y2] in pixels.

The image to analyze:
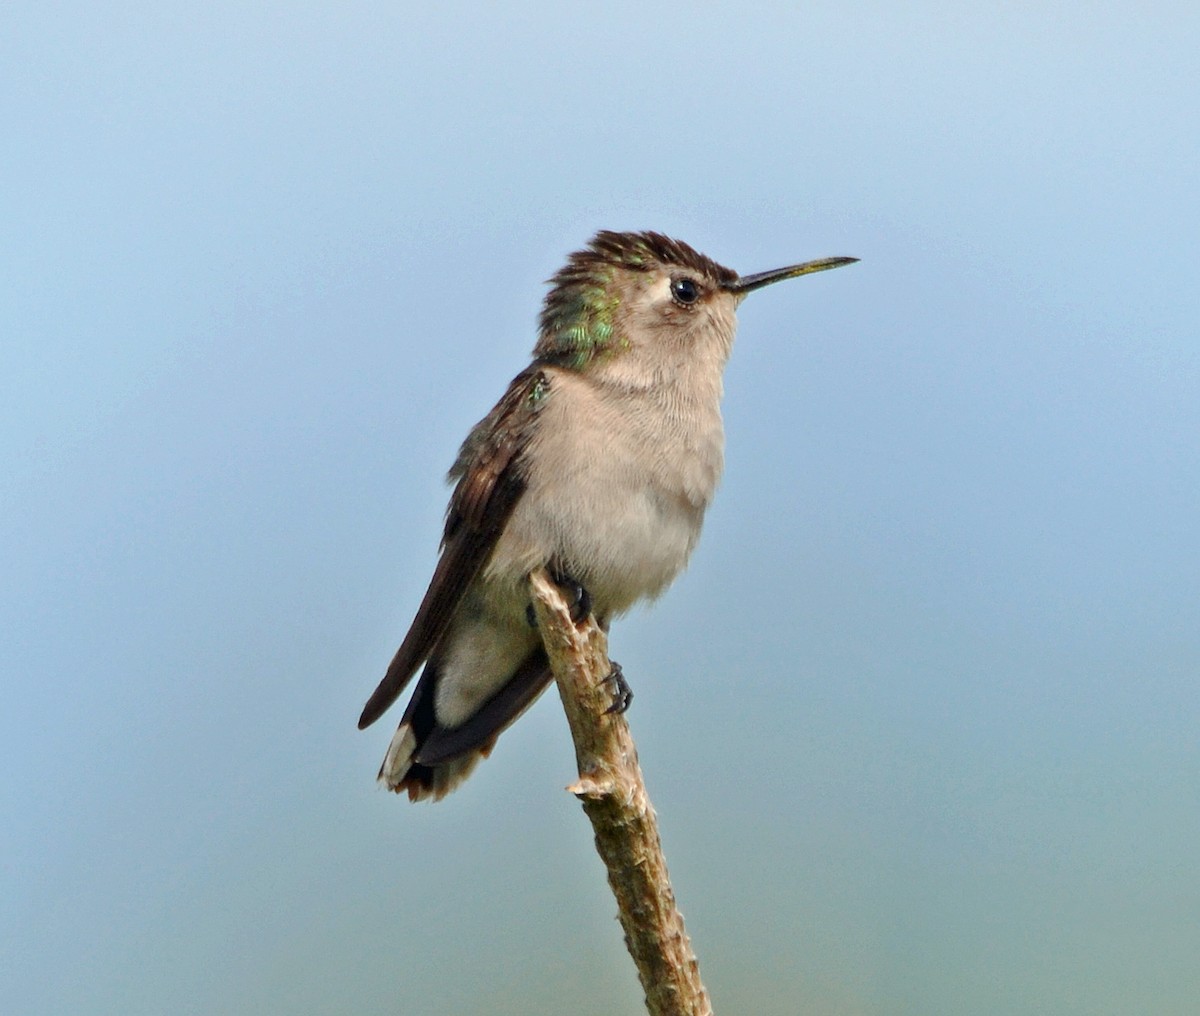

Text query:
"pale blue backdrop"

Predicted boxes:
[[4, 4, 1198, 1014]]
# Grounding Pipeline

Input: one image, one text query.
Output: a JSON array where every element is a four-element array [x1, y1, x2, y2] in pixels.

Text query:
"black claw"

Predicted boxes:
[[549, 568, 593, 624], [603, 661, 633, 714], [573, 584, 593, 623]]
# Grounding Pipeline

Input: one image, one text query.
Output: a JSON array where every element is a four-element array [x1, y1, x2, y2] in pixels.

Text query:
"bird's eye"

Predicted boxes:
[[670, 277, 700, 305]]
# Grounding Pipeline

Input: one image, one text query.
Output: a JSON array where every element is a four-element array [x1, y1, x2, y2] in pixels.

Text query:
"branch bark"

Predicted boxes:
[[528, 568, 714, 1016]]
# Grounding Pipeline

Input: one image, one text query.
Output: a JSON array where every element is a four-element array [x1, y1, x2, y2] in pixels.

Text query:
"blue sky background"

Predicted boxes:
[[4, 4, 1198, 1014]]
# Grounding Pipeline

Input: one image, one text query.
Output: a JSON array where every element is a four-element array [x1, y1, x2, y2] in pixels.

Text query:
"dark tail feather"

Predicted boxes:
[[376, 650, 553, 801]]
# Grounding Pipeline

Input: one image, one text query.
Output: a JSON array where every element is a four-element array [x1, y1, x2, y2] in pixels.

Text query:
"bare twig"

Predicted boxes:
[[528, 568, 714, 1016]]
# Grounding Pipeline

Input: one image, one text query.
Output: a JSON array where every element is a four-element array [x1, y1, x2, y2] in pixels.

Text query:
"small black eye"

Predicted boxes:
[[670, 277, 700, 305]]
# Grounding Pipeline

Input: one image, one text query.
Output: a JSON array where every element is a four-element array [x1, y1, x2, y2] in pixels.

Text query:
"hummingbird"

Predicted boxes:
[[359, 230, 856, 801]]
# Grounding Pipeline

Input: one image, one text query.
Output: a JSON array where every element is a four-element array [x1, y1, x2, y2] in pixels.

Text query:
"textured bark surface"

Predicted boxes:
[[528, 569, 714, 1016]]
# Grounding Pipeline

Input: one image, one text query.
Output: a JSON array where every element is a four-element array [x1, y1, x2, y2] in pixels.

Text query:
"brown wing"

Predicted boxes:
[[357, 366, 550, 730]]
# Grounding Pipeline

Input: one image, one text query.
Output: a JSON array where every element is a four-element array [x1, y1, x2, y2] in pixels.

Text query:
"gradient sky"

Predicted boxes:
[[4, 4, 1198, 1015]]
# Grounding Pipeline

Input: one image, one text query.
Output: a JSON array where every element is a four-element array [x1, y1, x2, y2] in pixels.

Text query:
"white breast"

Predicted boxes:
[[489, 366, 725, 616]]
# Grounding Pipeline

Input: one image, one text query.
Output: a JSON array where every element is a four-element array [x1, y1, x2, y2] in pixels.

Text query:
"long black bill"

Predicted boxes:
[[724, 256, 859, 295]]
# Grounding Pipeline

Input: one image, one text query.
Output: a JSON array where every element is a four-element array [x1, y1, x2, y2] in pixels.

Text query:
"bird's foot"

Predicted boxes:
[[602, 661, 633, 715], [548, 568, 593, 624], [527, 569, 595, 628]]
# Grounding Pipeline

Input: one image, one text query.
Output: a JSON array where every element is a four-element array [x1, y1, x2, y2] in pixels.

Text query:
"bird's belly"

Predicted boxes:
[[489, 420, 721, 616], [566, 471, 705, 610]]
